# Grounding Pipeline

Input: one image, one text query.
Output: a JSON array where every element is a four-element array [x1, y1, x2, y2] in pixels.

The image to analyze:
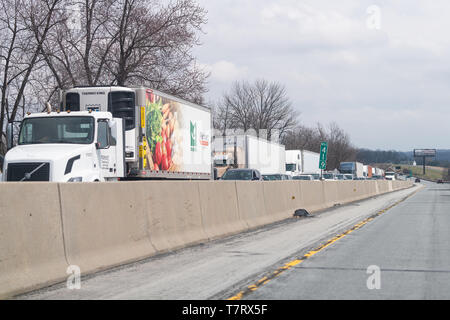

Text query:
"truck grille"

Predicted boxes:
[[7, 162, 50, 182]]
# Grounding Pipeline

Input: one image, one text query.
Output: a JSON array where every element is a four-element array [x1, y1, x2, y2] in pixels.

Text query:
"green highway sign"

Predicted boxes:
[[319, 142, 328, 170]]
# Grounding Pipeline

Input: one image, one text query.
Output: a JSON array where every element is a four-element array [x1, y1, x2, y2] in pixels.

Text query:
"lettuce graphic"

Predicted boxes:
[[146, 98, 163, 152]]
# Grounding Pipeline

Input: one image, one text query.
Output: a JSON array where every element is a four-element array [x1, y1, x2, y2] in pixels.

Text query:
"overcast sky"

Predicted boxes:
[[193, 0, 450, 151]]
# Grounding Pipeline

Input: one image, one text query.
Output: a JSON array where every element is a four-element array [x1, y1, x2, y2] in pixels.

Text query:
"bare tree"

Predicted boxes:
[[282, 125, 321, 152], [249, 79, 298, 140], [108, 0, 208, 103], [216, 80, 255, 134], [321, 122, 356, 170], [216, 79, 299, 140], [39, 0, 208, 102], [0, 0, 63, 155], [283, 122, 356, 170], [0, 0, 208, 154]]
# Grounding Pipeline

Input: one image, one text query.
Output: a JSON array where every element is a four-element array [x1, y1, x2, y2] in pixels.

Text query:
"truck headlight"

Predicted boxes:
[[68, 177, 83, 182]]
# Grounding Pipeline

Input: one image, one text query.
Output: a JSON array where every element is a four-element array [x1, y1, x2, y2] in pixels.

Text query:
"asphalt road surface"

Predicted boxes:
[[244, 180, 450, 300], [19, 181, 431, 300]]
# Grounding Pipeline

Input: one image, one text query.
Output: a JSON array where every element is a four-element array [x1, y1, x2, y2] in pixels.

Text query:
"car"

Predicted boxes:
[[263, 174, 291, 181], [322, 173, 336, 181], [437, 179, 444, 184], [263, 174, 280, 181], [415, 178, 421, 183], [385, 171, 397, 181], [335, 174, 345, 180], [221, 168, 263, 181], [293, 175, 313, 181], [343, 174, 354, 180]]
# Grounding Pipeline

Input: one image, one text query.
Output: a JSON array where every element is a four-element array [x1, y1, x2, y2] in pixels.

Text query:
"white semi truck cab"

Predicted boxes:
[[2, 111, 125, 182], [285, 150, 302, 176], [385, 171, 397, 181]]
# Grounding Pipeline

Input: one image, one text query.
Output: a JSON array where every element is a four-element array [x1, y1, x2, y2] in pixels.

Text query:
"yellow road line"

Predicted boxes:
[[227, 188, 421, 300]]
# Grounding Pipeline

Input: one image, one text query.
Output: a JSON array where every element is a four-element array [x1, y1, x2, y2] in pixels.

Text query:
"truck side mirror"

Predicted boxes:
[[6, 122, 14, 150]]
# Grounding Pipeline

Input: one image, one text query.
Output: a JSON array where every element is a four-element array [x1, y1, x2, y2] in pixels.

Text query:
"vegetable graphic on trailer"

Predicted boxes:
[[144, 90, 211, 174], [145, 91, 178, 171], [190, 121, 197, 152], [319, 142, 328, 179]]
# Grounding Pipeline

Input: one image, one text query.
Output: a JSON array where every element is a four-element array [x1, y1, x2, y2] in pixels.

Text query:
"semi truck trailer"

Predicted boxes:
[[285, 150, 320, 176], [339, 161, 364, 178], [2, 86, 213, 182], [363, 165, 373, 178], [213, 135, 285, 177]]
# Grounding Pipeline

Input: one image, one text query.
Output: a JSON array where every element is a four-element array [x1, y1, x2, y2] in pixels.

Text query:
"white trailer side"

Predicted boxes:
[[302, 150, 320, 174]]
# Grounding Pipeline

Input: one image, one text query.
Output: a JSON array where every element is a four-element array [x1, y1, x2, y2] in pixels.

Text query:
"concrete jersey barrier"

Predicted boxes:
[[145, 181, 207, 252], [262, 181, 303, 221], [198, 181, 247, 240], [0, 179, 414, 298], [0, 183, 68, 299], [298, 181, 327, 213], [59, 181, 157, 275]]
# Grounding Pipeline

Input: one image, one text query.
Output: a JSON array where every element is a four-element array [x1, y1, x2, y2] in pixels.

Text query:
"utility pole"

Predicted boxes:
[[423, 156, 426, 175]]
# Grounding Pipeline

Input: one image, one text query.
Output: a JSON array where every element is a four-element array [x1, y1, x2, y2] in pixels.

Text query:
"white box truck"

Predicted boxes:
[[285, 150, 320, 176], [2, 86, 212, 182], [213, 135, 285, 177]]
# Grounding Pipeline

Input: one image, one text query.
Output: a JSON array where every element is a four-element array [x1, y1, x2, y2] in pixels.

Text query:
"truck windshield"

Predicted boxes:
[[286, 164, 296, 172], [19, 116, 95, 145], [339, 162, 355, 173]]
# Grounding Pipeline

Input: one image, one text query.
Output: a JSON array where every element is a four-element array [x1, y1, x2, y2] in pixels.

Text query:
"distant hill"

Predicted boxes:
[[356, 149, 410, 165], [356, 149, 450, 167]]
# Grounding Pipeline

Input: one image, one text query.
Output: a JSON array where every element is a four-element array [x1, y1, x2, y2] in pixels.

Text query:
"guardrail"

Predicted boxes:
[[0, 180, 413, 298]]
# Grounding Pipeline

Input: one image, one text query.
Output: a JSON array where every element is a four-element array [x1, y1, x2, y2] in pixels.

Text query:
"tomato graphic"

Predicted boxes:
[[153, 141, 162, 166], [166, 140, 172, 164]]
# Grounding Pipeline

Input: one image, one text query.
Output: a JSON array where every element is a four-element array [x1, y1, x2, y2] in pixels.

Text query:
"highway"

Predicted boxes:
[[243, 180, 450, 299], [17, 180, 433, 300]]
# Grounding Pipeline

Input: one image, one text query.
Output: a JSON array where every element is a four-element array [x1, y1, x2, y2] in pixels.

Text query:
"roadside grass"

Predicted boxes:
[[396, 164, 446, 181]]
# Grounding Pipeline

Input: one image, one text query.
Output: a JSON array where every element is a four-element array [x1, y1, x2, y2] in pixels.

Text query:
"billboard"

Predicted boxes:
[[413, 149, 436, 157]]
